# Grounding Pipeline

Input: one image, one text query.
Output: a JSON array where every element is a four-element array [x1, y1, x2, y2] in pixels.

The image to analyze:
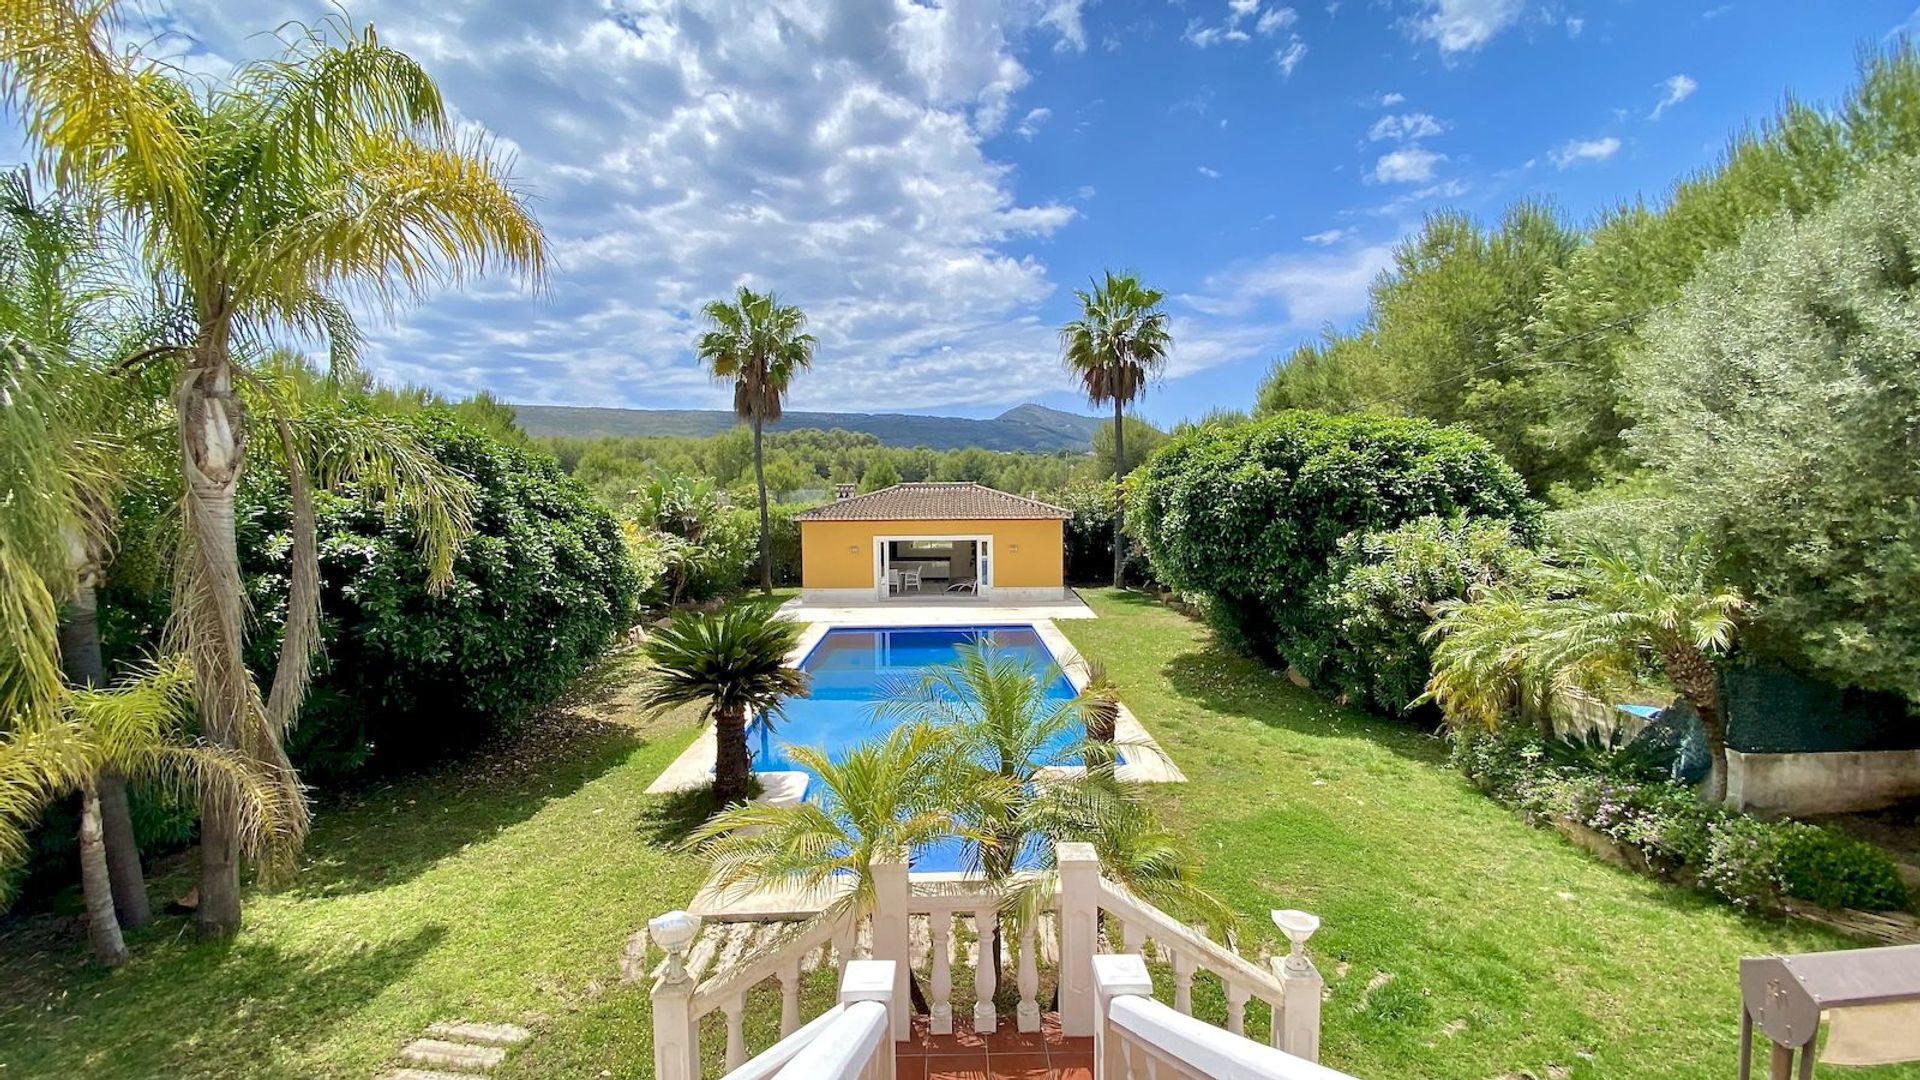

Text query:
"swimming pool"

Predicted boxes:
[[748, 625, 1086, 872]]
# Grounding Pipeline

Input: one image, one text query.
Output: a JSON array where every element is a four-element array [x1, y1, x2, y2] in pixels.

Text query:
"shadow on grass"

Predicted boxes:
[[0, 922, 448, 1079], [1159, 645, 1448, 769], [634, 786, 719, 850], [288, 719, 649, 900]]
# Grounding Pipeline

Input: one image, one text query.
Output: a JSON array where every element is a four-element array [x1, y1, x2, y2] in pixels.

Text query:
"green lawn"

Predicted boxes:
[[0, 590, 1913, 1078]]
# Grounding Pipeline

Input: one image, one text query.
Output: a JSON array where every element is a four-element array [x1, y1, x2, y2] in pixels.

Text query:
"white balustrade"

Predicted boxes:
[[972, 903, 1000, 1032], [1090, 877, 1325, 1062], [721, 960, 898, 1080], [654, 841, 1327, 1078], [1094, 954, 1356, 1080]]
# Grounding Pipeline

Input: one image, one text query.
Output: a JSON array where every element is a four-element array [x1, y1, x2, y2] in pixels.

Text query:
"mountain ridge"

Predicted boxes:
[[512, 402, 1104, 452]]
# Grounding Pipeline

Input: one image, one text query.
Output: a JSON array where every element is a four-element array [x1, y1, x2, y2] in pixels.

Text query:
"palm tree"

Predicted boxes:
[[0, 2, 547, 934], [1060, 272, 1171, 586], [1, 658, 297, 966], [880, 643, 1230, 992], [694, 288, 815, 594], [639, 598, 810, 807], [1426, 534, 1745, 802], [1, 168, 175, 928], [686, 721, 984, 917]]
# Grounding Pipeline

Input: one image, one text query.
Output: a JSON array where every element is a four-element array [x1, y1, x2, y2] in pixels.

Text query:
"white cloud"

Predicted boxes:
[[1371, 146, 1445, 183], [1409, 0, 1526, 54], [1565, 16, 1584, 36], [1040, 0, 1089, 52], [1377, 91, 1407, 106], [1198, 165, 1223, 178], [1015, 107, 1052, 139], [1180, 244, 1394, 323], [1367, 112, 1445, 141], [1185, 1, 1301, 53], [1551, 135, 1622, 168], [124, 0, 1089, 412], [1302, 228, 1349, 245], [1184, 20, 1250, 47], [1257, 7, 1300, 34], [1649, 73, 1698, 120], [1274, 36, 1309, 76]]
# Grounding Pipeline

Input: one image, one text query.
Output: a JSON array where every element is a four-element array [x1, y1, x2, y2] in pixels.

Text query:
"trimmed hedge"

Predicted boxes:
[[1455, 732, 1910, 912], [1127, 410, 1537, 669]]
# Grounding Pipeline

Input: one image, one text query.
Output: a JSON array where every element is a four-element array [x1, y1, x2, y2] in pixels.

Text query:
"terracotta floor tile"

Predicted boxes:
[[898, 1036, 928, 1058], [925, 1021, 988, 1056], [896, 1057, 929, 1080], [985, 1051, 1052, 1080], [1054, 1036, 1094, 1054], [984, 1027, 1050, 1054], [925, 1054, 989, 1080], [1048, 1061, 1094, 1080]]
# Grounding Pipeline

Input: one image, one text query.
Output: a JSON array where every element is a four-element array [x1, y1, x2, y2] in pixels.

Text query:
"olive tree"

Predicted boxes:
[[1623, 153, 1920, 703]]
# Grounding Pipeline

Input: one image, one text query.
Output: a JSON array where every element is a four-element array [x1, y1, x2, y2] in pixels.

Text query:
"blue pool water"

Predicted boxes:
[[748, 625, 1087, 872]]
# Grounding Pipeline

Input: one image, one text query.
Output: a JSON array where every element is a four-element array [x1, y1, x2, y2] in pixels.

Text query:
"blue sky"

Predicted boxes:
[[10, 0, 1920, 425]]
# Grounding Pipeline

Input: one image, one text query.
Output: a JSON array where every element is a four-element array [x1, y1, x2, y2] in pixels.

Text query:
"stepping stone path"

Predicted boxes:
[[382, 1021, 530, 1078]]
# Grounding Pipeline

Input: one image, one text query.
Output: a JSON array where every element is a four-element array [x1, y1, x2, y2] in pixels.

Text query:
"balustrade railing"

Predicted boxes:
[[651, 841, 1329, 1078], [1094, 953, 1355, 1080], [720, 960, 898, 1080]]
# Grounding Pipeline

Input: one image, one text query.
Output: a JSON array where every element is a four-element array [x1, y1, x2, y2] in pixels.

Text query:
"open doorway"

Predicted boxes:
[[876, 536, 992, 599]]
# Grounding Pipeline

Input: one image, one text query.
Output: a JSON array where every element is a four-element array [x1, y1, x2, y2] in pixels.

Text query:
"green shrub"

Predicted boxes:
[[1455, 731, 1910, 912], [260, 412, 640, 777], [1055, 479, 1156, 587], [1128, 410, 1537, 667], [1771, 823, 1913, 912], [102, 410, 641, 781], [1310, 515, 1538, 717], [1624, 154, 1920, 703]]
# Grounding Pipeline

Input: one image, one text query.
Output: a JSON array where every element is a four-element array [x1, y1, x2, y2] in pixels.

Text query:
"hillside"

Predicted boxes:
[[513, 402, 1103, 452]]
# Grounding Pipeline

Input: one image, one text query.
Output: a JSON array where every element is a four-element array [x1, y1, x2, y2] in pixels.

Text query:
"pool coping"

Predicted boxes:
[[643, 619, 1184, 797]]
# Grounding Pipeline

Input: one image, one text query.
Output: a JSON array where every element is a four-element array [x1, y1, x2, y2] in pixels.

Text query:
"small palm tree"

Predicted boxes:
[[880, 643, 1230, 990], [1, 2, 545, 934], [1, 658, 297, 966], [686, 721, 985, 918], [639, 599, 809, 807], [1426, 534, 1745, 802], [695, 288, 816, 595], [1061, 272, 1171, 586]]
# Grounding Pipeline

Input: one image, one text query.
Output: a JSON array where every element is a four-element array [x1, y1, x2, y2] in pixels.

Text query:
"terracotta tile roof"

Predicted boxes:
[[793, 482, 1070, 522]]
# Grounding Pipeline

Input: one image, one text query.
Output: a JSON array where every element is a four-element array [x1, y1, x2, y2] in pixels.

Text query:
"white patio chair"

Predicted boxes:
[[899, 567, 922, 592], [947, 577, 976, 593]]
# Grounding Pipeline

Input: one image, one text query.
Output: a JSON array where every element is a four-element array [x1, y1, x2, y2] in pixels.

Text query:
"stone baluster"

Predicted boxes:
[[1017, 921, 1042, 1032], [720, 993, 747, 1070], [929, 911, 955, 1035], [973, 906, 999, 1033], [1226, 983, 1250, 1037], [1171, 947, 1195, 1015], [777, 958, 802, 1037]]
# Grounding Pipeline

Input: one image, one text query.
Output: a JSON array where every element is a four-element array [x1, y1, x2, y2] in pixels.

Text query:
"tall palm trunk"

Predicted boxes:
[[59, 571, 150, 927], [1664, 642, 1729, 805], [1111, 397, 1126, 587], [79, 781, 128, 967], [752, 416, 772, 595], [178, 329, 255, 936], [713, 704, 752, 808]]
